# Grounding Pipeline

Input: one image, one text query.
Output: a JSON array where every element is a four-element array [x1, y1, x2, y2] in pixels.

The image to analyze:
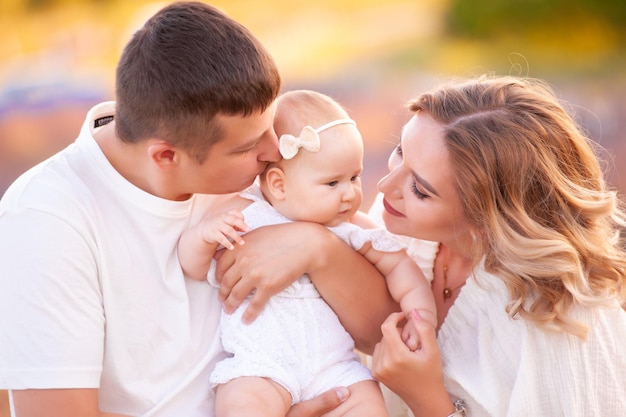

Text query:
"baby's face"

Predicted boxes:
[[281, 125, 364, 227]]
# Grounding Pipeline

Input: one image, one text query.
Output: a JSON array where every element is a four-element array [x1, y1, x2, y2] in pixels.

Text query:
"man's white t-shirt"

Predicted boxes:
[[0, 102, 225, 416]]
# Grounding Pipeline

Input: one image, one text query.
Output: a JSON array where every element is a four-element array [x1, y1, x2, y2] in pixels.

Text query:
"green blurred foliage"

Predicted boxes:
[[434, 0, 626, 78], [447, 0, 626, 38]]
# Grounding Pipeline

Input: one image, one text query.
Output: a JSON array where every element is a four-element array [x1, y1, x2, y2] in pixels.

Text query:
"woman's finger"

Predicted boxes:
[[380, 311, 406, 339], [409, 309, 438, 353]]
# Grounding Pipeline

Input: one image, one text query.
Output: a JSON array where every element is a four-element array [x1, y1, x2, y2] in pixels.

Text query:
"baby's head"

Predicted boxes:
[[260, 90, 364, 227]]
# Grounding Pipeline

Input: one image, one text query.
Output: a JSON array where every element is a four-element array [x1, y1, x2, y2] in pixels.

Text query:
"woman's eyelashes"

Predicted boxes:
[[394, 143, 428, 199], [411, 181, 429, 199]]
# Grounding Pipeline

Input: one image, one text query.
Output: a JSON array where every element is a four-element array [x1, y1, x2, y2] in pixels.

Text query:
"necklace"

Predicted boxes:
[[442, 264, 465, 301]]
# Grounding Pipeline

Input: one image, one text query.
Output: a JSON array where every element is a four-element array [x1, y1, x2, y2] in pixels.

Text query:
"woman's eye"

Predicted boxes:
[[395, 144, 403, 157], [411, 182, 429, 200]]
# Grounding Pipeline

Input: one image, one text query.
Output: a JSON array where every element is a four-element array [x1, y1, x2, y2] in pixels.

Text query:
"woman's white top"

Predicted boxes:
[[368, 193, 626, 416]]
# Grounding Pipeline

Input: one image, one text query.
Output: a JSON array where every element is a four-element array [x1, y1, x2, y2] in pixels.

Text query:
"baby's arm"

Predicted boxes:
[[352, 210, 436, 329], [359, 245, 436, 329], [178, 197, 251, 280]]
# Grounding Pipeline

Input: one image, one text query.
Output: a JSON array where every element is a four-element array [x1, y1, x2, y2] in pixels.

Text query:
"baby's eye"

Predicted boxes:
[[327, 181, 338, 187], [350, 175, 359, 182]]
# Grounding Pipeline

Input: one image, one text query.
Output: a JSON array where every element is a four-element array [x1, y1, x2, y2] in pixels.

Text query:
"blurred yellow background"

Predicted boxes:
[[0, 1, 624, 414], [1, 0, 625, 208]]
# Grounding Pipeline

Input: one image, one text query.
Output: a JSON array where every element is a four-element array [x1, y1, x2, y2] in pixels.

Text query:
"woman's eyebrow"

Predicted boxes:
[[413, 170, 440, 197]]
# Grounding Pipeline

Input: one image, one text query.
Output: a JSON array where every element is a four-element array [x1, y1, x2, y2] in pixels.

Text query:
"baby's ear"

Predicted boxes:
[[263, 166, 287, 200]]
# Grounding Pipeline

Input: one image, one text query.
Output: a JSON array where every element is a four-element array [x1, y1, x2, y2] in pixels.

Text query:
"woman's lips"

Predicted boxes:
[[383, 198, 404, 217]]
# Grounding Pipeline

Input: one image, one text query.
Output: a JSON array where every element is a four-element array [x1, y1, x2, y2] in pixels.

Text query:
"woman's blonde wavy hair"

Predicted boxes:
[[409, 75, 626, 338]]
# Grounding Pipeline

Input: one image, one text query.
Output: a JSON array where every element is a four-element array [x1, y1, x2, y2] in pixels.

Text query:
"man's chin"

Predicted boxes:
[[243, 176, 260, 189], [226, 178, 258, 194], [203, 176, 259, 195]]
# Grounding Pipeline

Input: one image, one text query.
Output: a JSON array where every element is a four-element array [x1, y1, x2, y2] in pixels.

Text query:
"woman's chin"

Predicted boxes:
[[381, 213, 402, 233]]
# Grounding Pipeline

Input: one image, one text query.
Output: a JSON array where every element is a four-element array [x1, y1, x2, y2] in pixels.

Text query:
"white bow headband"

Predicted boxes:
[[278, 119, 356, 159]]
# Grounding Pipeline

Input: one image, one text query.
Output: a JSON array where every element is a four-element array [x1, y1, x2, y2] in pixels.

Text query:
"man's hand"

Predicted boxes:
[[214, 223, 312, 323], [215, 221, 398, 352]]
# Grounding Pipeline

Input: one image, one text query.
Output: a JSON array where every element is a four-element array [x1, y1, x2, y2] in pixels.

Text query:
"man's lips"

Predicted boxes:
[[383, 198, 404, 217]]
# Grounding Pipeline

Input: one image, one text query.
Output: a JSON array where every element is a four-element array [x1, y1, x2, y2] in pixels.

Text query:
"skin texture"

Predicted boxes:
[[179, 104, 409, 416], [10, 108, 397, 416], [6, 2, 398, 415], [214, 220, 397, 353], [377, 114, 471, 250], [372, 112, 473, 417], [97, 106, 281, 201]]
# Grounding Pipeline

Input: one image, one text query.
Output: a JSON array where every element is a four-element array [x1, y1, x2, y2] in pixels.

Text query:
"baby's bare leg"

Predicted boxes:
[[322, 380, 389, 417], [215, 376, 292, 417]]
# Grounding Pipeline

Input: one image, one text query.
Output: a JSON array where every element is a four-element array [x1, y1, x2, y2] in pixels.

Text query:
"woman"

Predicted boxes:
[[370, 75, 626, 416]]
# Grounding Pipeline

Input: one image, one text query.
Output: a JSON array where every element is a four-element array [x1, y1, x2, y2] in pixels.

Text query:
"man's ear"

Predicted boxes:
[[147, 141, 180, 168], [263, 166, 287, 200]]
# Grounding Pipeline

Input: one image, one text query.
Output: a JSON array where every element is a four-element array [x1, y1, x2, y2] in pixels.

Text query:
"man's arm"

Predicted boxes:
[[11, 389, 130, 417], [215, 222, 399, 353], [305, 225, 399, 353]]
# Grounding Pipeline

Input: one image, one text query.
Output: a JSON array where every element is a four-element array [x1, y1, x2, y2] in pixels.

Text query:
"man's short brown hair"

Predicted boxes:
[[115, 1, 281, 162]]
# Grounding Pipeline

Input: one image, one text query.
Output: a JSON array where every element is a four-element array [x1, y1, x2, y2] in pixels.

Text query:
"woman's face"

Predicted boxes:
[[377, 112, 471, 245]]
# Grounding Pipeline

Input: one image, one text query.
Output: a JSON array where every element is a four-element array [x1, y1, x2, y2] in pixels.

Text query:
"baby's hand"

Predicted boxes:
[[200, 209, 249, 250], [401, 315, 421, 351]]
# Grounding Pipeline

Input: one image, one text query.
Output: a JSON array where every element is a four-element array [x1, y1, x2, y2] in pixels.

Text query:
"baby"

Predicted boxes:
[[178, 90, 436, 417]]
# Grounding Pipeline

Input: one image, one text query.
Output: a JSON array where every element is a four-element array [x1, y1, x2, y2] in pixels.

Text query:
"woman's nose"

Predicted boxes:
[[377, 172, 391, 194], [377, 169, 399, 196]]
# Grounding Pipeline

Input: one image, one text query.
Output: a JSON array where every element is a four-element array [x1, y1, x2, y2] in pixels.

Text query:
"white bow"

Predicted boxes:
[[278, 119, 356, 160], [279, 126, 320, 159]]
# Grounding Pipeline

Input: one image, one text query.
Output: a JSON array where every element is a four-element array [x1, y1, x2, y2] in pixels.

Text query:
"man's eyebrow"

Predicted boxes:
[[413, 170, 440, 197]]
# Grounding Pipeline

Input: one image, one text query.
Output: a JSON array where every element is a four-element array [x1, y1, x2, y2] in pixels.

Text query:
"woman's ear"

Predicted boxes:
[[263, 166, 287, 200]]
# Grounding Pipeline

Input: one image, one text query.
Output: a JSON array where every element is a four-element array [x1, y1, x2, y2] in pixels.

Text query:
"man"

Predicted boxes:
[[0, 2, 396, 416]]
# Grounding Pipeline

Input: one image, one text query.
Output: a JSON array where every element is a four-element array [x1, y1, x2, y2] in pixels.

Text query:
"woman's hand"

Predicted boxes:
[[372, 311, 454, 416]]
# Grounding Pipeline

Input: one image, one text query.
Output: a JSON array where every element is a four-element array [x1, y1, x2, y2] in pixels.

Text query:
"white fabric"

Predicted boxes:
[[367, 193, 626, 416], [209, 185, 404, 403], [439, 262, 626, 417], [0, 102, 226, 417]]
